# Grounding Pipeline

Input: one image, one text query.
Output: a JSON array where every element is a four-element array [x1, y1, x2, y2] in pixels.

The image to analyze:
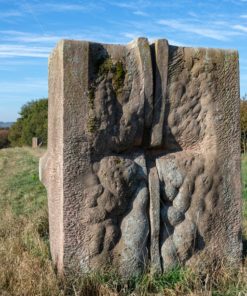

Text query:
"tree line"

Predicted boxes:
[[0, 98, 48, 149], [1, 96, 247, 151]]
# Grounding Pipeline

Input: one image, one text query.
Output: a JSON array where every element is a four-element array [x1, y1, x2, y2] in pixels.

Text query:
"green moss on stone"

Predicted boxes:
[[113, 61, 125, 92], [87, 57, 126, 133], [88, 87, 95, 110], [87, 114, 98, 133], [98, 58, 126, 93], [99, 58, 114, 76], [114, 157, 122, 165]]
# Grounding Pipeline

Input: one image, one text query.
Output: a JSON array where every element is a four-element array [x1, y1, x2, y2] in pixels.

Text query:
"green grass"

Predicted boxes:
[[242, 154, 247, 262], [242, 154, 247, 200], [242, 154, 247, 226], [0, 147, 247, 296], [0, 147, 62, 296]]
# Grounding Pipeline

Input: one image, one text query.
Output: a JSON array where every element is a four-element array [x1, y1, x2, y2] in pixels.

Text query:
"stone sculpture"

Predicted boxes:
[[40, 37, 242, 276]]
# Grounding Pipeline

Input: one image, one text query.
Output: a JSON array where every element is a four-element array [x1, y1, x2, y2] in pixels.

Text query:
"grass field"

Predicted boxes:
[[0, 147, 247, 296]]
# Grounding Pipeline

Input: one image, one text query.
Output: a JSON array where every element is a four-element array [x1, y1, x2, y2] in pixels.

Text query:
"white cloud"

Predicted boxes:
[[0, 44, 51, 58], [121, 32, 142, 39], [112, 2, 136, 9], [133, 10, 148, 16], [0, 59, 45, 71], [149, 37, 185, 46], [105, 0, 154, 11], [0, 31, 62, 43], [187, 12, 198, 18], [37, 3, 88, 11], [233, 24, 247, 32], [107, 1, 141, 10], [106, 0, 175, 10], [20, 2, 96, 13], [158, 19, 241, 41], [0, 29, 122, 45], [240, 14, 247, 18], [0, 77, 48, 121], [121, 32, 186, 47], [0, 78, 47, 96], [0, 10, 23, 18]]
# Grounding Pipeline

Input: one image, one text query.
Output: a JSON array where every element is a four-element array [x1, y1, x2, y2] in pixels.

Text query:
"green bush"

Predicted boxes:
[[8, 98, 48, 147], [0, 129, 10, 149]]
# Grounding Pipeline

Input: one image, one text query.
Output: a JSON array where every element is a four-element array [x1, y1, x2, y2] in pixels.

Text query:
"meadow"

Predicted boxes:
[[0, 147, 246, 296]]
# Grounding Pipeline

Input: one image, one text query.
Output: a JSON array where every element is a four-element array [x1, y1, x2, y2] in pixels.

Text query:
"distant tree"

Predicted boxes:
[[241, 94, 247, 153], [8, 98, 48, 147], [0, 129, 10, 149]]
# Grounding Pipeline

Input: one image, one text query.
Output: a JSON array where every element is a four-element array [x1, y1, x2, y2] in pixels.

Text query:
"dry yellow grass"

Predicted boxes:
[[0, 147, 246, 296], [0, 147, 63, 296]]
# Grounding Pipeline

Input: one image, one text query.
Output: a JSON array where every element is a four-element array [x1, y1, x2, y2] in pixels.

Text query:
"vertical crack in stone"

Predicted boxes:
[[150, 39, 169, 148], [41, 37, 241, 277], [136, 38, 154, 130], [148, 162, 162, 273]]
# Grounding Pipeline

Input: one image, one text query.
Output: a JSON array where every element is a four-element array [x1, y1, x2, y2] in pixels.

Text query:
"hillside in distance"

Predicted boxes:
[[0, 122, 14, 128]]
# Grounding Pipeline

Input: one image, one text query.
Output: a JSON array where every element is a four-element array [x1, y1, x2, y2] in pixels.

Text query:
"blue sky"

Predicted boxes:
[[1, 0, 247, 121]]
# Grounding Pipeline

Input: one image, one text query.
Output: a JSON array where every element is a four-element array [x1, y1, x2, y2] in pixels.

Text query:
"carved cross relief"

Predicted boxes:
[[40, 38, 241, 276]]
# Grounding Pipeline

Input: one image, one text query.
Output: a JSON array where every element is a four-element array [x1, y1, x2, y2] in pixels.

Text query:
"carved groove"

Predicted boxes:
[[40, 38, 241, 277]]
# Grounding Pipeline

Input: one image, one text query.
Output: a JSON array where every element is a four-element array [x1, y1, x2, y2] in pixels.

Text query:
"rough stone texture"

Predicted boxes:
[[149, 164, 162, 273], [40, 37, 241, 277]]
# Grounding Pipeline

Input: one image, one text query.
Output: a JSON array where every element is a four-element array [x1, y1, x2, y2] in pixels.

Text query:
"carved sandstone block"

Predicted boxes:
[[40, 38, 241, 276]]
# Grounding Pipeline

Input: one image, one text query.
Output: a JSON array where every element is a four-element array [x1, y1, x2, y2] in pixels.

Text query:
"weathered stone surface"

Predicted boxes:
[[149, 164, 162, 274], [150, 39, 168, 147], [40, 37, 241, 277]]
